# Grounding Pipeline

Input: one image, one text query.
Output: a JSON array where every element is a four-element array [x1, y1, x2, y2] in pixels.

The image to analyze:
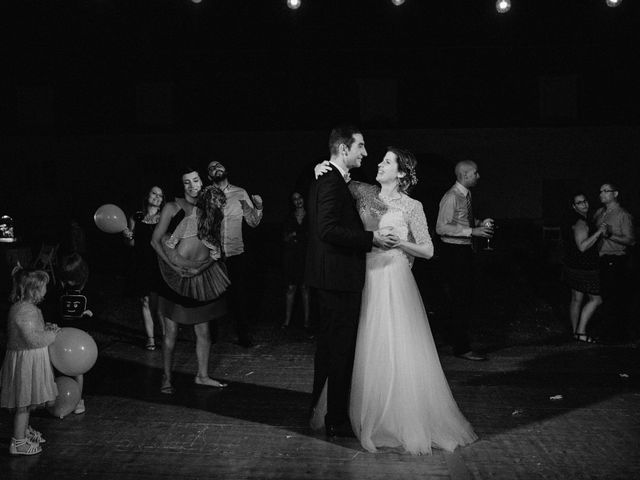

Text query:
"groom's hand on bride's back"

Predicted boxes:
[[314, 160, 332, 179], [373, 230, 396, 249]]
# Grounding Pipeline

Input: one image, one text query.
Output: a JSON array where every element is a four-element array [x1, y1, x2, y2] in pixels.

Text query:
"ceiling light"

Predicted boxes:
[[496, 0, 511, 13]]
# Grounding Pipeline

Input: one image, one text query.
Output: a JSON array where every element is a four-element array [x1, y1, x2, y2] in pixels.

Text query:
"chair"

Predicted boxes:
[[31, 243, 59, 284]]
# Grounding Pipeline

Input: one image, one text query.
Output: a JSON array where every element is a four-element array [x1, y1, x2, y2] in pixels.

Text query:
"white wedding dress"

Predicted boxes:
[[311, 182, 477, 454]]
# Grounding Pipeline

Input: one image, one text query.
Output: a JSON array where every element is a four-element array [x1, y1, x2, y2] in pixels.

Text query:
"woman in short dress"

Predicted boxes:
[[281, 191, 310, 329], [561, 192, 607, 343], [123, 185, 165, 350]]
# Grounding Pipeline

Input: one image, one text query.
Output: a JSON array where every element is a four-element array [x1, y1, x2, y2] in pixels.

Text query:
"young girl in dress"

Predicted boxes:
[[0, 267, 60, 455]]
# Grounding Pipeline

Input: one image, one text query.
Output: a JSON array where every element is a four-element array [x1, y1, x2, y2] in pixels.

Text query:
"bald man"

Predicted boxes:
[[436, 160, 493, 361]]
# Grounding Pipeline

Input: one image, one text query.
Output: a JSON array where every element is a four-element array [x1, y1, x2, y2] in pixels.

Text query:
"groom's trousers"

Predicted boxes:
[[311, 288, 362, 427]]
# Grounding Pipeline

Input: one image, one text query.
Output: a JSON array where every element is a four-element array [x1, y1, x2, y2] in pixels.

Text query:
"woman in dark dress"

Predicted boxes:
[[561, 192, 607, 343], [281, 191, 310, 329], [123, 185, 165, 350]]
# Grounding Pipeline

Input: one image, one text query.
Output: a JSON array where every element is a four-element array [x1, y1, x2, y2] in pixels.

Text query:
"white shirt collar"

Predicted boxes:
[[454, 181, 470, 196], [329, 161, 349, 179]]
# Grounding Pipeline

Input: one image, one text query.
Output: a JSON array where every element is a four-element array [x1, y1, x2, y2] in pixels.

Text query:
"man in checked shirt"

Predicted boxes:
[[208, 160, 263, 348]]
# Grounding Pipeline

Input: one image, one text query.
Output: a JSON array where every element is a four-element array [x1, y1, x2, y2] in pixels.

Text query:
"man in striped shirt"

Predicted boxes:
[[436, 160, 493, 361]]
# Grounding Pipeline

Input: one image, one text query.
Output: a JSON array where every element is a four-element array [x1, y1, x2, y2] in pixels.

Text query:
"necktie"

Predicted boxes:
[[466, 192, 474, 227], [343, 172, 351, 183]]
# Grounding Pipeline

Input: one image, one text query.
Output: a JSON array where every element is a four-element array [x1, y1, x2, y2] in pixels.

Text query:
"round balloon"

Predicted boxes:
[[94, 204, 127, 233], [47, 376, 81, 419], [49, 327, 98, 376]]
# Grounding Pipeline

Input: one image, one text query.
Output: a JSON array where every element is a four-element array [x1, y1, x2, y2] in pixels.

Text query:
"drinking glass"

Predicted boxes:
[[483, 220, 494, 251]]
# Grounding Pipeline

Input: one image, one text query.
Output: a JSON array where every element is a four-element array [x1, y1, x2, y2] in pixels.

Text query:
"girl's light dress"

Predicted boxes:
[[0, 302, 58, 410]]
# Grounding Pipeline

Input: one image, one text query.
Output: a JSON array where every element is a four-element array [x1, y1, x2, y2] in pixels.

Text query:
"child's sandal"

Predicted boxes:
[[9, 437, 42, 456], [26, 426, 46, 444]]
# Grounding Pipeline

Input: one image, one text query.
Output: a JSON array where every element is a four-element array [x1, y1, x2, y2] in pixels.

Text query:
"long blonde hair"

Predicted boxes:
[[197, 185, 227, 252], [9, 266, 50, 304]]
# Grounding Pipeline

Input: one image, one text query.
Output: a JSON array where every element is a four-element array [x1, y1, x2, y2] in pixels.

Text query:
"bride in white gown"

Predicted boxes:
[[311, 147, 477, 455]]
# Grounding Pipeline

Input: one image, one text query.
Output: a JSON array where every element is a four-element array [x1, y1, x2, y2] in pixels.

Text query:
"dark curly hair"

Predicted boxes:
[[197, 185, 227, 251], [387, 146, 418, 194]]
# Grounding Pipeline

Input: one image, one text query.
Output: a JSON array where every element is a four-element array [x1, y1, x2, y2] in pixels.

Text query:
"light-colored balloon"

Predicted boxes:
[[49, 327, 98, 376], [94, 204, 127, 233], [47, 376, 81, 419]]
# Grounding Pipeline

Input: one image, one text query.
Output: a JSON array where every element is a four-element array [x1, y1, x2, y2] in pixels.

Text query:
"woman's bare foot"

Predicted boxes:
[[161, 375, 174, 394], [194, 376, 228, 388]]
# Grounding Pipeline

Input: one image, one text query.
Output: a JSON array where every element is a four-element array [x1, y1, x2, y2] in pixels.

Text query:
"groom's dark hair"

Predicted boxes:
[[328, 124, 362, 156]]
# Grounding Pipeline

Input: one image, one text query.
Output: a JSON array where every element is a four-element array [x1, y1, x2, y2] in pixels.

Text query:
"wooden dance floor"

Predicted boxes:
[[1, 319, 639, 479]]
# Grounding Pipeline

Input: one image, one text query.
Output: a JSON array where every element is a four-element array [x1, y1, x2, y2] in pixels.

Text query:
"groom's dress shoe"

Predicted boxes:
[[456, 351, 487, 361], [325, 423, 356, 439]]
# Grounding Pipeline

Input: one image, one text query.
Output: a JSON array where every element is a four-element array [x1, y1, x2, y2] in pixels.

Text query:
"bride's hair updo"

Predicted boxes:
[[388, 146, 418, 194]]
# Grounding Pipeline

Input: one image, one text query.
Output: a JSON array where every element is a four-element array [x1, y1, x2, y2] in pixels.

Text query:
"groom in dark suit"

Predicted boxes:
[[306, 125, 392, 438]]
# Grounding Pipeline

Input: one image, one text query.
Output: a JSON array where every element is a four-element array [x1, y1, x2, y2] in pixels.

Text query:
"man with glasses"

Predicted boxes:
[[593, 183, 636, 343]]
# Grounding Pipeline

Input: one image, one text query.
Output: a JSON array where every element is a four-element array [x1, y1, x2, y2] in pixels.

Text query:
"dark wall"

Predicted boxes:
[[4, 1, 639, 134], [2, 126, 638, 229], [1, 126, 638, 279]]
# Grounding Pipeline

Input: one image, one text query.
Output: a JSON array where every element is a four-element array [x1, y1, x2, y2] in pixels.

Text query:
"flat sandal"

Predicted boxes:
[[574, 332, 597, 344], [9, 438, 42, 456], [27, 426, 46, 444]]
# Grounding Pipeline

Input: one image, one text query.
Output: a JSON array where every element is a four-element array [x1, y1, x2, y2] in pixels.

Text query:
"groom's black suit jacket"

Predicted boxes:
[[305, 165, 373, 292]]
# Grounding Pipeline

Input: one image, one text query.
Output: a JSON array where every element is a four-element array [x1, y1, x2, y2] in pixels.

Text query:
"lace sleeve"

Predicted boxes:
[[407, 199, 432, 246], [348, 181, 375, 203], [349, 181, 385, 218]]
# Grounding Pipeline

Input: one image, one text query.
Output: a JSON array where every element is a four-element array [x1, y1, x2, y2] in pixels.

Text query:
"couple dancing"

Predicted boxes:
[[306, 125, 477, 455], [151, 168, 230, 393]]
